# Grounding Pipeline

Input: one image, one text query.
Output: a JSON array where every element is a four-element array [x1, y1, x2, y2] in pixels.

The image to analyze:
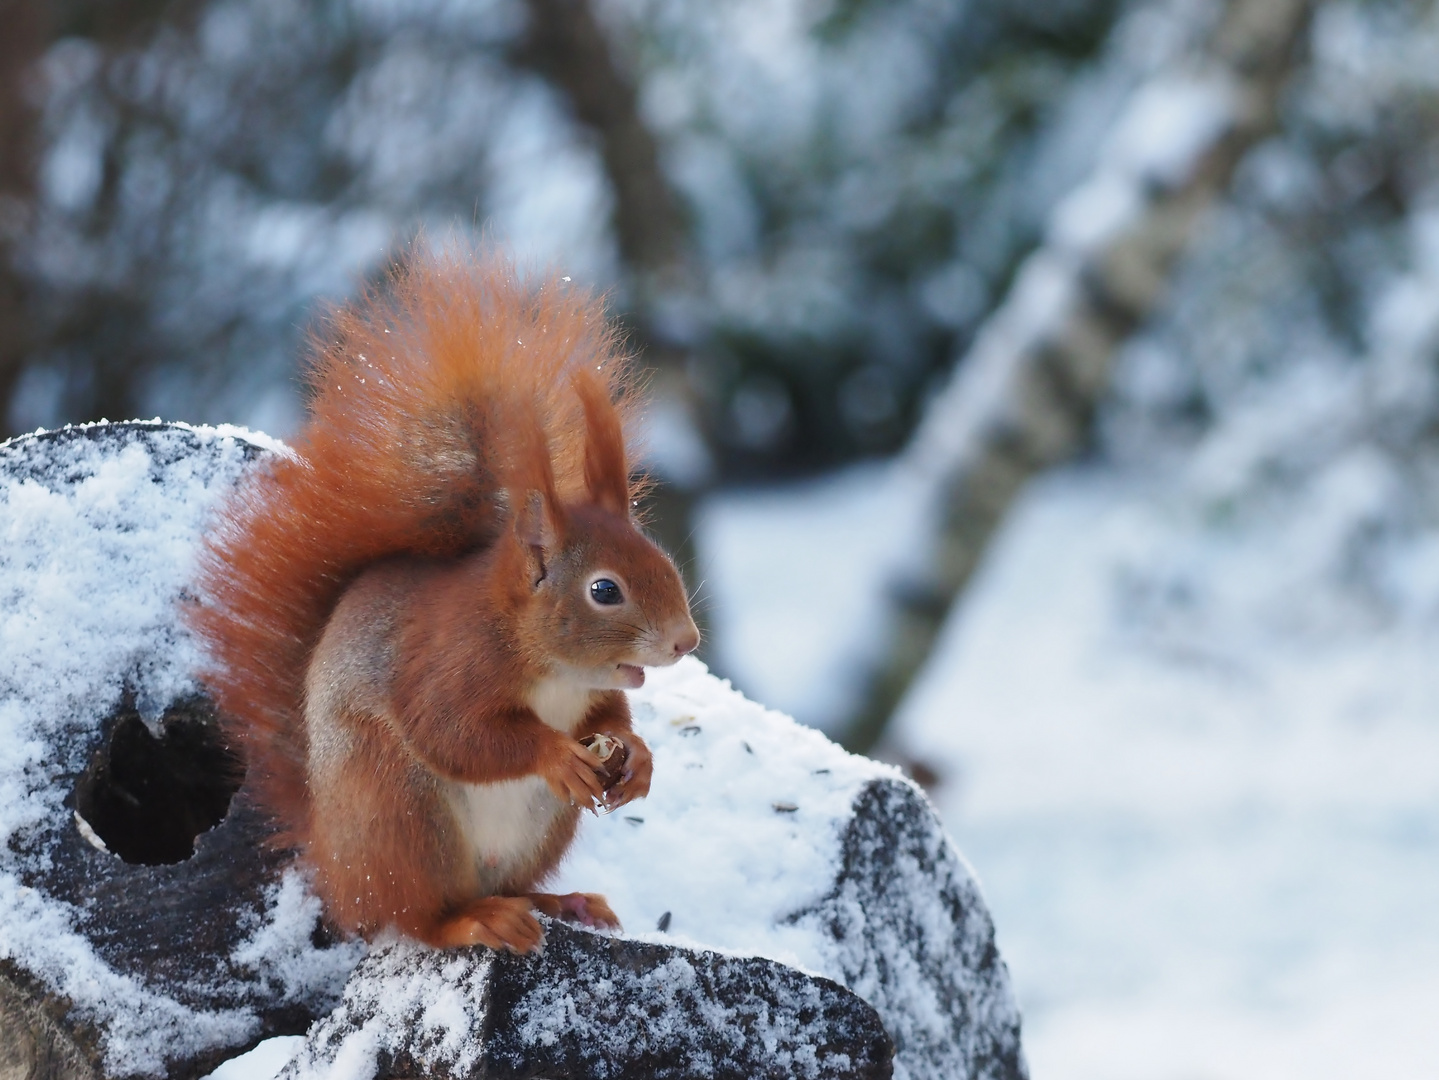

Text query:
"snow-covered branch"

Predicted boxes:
[[842, 0, 1313, 752]]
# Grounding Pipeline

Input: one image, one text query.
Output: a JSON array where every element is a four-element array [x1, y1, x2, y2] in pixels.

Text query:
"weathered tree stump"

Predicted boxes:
[[0, 422, 1023, 1080]]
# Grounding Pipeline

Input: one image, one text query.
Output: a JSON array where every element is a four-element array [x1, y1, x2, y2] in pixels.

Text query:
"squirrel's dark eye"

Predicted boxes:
[[590, 578, 624, 606]]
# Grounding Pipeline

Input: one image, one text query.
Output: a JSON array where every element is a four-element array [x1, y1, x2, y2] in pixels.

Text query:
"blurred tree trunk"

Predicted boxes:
[[840, 0, 1314, 755], [0, 0, 201, 441], [516, 0, 712, 643], [0, 0, 45, 433], [517, 0, 688, 291]]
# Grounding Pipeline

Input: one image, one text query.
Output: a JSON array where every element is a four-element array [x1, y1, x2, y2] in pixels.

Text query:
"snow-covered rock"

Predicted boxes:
[[0, 422, 1025, 1080]]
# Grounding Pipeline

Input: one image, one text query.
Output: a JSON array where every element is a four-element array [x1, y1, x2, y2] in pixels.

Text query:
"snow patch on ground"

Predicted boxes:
[[207, 1037, 306, 1080], [699, 459, 1439, 1079], [695, 462, 927, 732]]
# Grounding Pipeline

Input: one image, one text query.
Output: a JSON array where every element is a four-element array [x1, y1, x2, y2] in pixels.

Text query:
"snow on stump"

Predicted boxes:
[[0, 423, 366, 1080], [0, 422, 1026, 1080], [286, 922, 892, 1080]]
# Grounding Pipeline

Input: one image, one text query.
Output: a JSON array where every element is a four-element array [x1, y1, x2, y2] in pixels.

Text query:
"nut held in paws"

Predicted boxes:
[[580, 733, 629, 790]]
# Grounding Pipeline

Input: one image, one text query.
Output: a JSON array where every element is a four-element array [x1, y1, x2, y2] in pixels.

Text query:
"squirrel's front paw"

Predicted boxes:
[[602, 732, 652, 810], [540, 736, 606, 809]]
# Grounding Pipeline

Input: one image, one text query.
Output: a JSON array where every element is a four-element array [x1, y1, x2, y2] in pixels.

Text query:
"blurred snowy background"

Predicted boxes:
[[3, 0, 1437, 1076]]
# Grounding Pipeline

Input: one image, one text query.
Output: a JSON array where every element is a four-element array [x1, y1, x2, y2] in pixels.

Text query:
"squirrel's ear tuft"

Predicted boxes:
[[505, 396, 566, 564], [516, 489, 557, 551], [516, 489, 559, 587], [575, 367, 629, 515]]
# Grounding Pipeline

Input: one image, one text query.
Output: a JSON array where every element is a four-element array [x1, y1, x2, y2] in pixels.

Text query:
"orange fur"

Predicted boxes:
[[188, 247, 694, 951]]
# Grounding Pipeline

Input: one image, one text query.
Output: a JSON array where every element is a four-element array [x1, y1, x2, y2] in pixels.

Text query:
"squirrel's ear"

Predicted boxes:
[[516, 490, 558, 587], [575, 367, 629, 516], [505, 397, 565, 586]]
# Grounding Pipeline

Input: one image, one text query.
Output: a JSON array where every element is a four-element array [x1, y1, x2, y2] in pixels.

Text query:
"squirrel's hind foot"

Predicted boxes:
[[430, 895, 544, 952], [527, 891, 621, 931]]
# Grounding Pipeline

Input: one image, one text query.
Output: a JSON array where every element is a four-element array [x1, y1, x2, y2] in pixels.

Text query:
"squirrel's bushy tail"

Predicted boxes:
[[188, 248, 639, 845]]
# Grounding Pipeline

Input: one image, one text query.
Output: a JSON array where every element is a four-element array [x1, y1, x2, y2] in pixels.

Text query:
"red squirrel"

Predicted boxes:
[[188, 249, 699, 953]]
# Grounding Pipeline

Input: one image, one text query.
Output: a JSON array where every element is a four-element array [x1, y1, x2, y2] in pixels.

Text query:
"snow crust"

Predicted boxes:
[[284, 925, 872, 1080], [230, 650, 932, 1080], [233, 870, 369, 1008], [503, 940, 861, 1080], [555, 659, 901, 971], [284, 942, 496, 1080], [270, 653, 1016, 1080]]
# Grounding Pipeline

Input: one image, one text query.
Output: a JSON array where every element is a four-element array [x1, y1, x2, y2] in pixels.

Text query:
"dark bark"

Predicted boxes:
[[514, 0, 687, 286], [0, 0, 45, 437], [0, 0, 205, 440]]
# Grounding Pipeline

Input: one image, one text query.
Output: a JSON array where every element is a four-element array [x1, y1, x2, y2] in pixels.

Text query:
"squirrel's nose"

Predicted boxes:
[[669, 618, 700, 658]]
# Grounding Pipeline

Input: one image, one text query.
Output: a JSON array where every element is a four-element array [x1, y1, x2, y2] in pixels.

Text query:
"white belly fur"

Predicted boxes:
[[446, 775, 565, 887]]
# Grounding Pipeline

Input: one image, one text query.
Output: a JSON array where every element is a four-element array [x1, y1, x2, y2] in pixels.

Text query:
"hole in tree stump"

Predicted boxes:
[[73, 695, 243, 865]]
